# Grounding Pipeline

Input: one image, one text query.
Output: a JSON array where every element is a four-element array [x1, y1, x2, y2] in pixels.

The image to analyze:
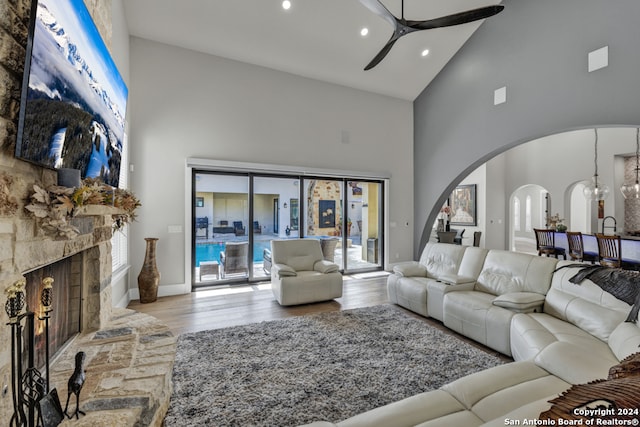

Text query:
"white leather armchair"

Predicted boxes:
[[270, 239, 343, 306]]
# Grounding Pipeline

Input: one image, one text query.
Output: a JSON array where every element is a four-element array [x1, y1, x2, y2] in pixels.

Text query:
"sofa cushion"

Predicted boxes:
[[418, 242, 467, 280], [475, 250, 557, 296], [287, 254, 317, 271], [510, 312, 618, 362], [457, 247, 489, 281], [387, 276, 431, 317], [534, 341, 618, 384], [443, 291, 514, 356], [426, 280, 476, 322], [492, 292, 545, 312], [442, 361, 570, 423], [545, 261, 631, 341], [338, 390, 469, 427], [608, 321, 640, 361]]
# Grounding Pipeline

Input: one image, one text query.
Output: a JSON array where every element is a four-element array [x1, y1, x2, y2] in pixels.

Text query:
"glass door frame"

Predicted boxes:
[[191, 168, 385, 289]]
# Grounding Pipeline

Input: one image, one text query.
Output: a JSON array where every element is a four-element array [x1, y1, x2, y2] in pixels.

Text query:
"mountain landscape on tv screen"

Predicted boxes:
[[16, 0, 128, 188]]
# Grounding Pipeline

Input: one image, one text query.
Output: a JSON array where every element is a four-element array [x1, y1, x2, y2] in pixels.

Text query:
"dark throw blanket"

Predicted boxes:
[[557, 264, 640, 323]]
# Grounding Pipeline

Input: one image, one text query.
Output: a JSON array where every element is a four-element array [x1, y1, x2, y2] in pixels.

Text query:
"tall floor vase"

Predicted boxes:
[[138, 237, 160, 303]]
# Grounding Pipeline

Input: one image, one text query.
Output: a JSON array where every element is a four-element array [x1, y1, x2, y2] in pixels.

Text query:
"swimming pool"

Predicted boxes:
[[195, 241, 271, 266]]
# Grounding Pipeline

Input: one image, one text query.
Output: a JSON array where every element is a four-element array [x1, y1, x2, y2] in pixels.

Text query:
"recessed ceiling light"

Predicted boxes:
[[421, 49, 430, 57], [360, 27, 369, 37], [282, 0, 291, 10]]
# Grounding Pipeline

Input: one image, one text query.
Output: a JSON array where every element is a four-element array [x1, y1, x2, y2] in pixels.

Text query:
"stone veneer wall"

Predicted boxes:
[[306, 180, 343, 236], [0, 0, 114, 419], [623, 156, 640, 232]]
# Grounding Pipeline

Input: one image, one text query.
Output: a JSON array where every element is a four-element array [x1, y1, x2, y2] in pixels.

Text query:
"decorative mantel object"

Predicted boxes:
[[138, 238, 160, 303], [56, 168, 81, 188], [25, 178, 140, 239]]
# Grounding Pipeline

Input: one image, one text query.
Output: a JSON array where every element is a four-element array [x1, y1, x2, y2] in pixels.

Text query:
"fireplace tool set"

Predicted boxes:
[[5, 276, 79, 427]]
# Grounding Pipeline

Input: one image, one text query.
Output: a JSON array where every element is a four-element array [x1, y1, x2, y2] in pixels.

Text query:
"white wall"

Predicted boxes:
[[128, 37, 414, 293], [110, 0, 131, 307]]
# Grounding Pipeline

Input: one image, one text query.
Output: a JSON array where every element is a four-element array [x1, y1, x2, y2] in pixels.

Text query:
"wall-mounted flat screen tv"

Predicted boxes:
[[15, 0, 128, 188]]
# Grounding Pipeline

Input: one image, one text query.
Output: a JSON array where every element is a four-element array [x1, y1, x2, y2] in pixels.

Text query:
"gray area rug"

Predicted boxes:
[[165, 304, 505, 427]]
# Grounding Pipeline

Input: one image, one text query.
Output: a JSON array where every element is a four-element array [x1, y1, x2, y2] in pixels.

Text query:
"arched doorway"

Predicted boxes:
[[509, 184, 548, 254], [567, 180, 592, 234]]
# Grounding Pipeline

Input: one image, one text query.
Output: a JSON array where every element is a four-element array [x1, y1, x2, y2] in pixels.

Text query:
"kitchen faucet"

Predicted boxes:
[[602, 216, 617, 234]]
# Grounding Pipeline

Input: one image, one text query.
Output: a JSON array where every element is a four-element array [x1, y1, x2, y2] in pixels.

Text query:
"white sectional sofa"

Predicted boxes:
[[301, 243, 640, 427]]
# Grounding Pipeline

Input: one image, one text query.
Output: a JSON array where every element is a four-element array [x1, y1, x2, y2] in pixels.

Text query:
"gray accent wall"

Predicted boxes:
[[414, 0, 640, 256]]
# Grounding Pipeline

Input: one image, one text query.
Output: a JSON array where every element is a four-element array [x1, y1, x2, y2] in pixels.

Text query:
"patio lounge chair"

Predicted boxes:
[[233, 221, 246, 236], [220, 242, 249, 278]]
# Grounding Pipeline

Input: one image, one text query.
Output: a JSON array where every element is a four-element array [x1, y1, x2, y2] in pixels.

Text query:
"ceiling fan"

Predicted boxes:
[[359, 0, 504, 70]]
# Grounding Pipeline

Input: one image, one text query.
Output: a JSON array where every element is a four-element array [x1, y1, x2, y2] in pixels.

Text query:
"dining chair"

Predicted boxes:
[[566, 231, 597, 263], [437, 231, 457, 244], [595, 233, 622, 268], [533, 228, 566, 259], [473, 231, 482, 247]]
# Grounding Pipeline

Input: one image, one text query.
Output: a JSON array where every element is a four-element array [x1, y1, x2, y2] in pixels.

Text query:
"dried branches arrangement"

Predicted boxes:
[[0, 172, 19, 216], [25, 178, 141, 239]]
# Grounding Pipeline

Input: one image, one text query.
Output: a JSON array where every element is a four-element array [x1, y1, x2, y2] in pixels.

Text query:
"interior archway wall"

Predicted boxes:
[[413, 0, 640, 257]]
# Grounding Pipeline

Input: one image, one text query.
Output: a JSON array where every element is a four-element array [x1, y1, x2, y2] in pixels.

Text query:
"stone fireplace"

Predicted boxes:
[[20, 214, 116, 370], [0, 203, 117, 418]]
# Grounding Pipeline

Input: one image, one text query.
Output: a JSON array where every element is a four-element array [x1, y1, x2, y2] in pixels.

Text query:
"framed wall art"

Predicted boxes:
[[318, 200, 336, 228], [449, 184, 477, 226]]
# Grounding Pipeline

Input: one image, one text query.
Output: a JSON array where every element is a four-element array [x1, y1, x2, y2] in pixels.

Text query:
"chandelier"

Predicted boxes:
[[583, 128, 610, 201], [620, 128, 640, 199]]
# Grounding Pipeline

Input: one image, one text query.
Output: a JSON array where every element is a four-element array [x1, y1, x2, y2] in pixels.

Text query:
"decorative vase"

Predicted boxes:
[[445, 221, 451, 232], [138, 237, 160, 303]]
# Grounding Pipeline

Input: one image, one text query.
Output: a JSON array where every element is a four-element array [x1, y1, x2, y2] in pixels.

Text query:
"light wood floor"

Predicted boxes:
[[128, 272, 392, 336]]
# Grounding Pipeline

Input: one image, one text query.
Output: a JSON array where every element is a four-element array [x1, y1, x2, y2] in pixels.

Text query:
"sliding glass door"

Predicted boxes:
[[346, 181, 383, 270], [194, 172, 249, 285], [192, 170, 384, 287], [252, 176, 300, 280]]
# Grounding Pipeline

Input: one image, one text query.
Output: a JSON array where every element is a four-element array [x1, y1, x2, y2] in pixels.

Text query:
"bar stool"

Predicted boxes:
[[596, 233, 623, 268], [566, 231, 598, 263], [533, 228, 566, 259]]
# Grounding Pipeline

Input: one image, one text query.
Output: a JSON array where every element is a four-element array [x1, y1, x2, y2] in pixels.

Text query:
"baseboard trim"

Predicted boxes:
[[129, 282, 190, 301]]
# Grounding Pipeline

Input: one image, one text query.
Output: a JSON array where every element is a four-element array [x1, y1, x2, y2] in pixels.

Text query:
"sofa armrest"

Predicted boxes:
[[438, 274, 475, 286], [314, 260, 339, 274], [272, 263, 297, 278], [392, 262, 427, 277], [492, 292, 545, 313]]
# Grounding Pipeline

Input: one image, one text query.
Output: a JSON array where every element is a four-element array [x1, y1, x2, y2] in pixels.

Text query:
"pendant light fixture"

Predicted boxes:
[[620, 128, 640, 199], [583, 128, 610, 201]]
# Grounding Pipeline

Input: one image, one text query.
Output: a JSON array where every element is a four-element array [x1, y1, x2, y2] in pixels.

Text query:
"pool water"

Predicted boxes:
[[195, 241, 271, 266]]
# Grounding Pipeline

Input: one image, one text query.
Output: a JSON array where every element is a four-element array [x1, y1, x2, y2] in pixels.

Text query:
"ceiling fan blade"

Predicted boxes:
[[364, 36, 399, 70], [359, 0, 398, 29], [407, 5, 504, 30]]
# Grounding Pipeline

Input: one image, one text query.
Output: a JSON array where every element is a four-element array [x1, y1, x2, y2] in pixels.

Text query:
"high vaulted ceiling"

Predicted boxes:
[[123, 0, 503, 101]]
